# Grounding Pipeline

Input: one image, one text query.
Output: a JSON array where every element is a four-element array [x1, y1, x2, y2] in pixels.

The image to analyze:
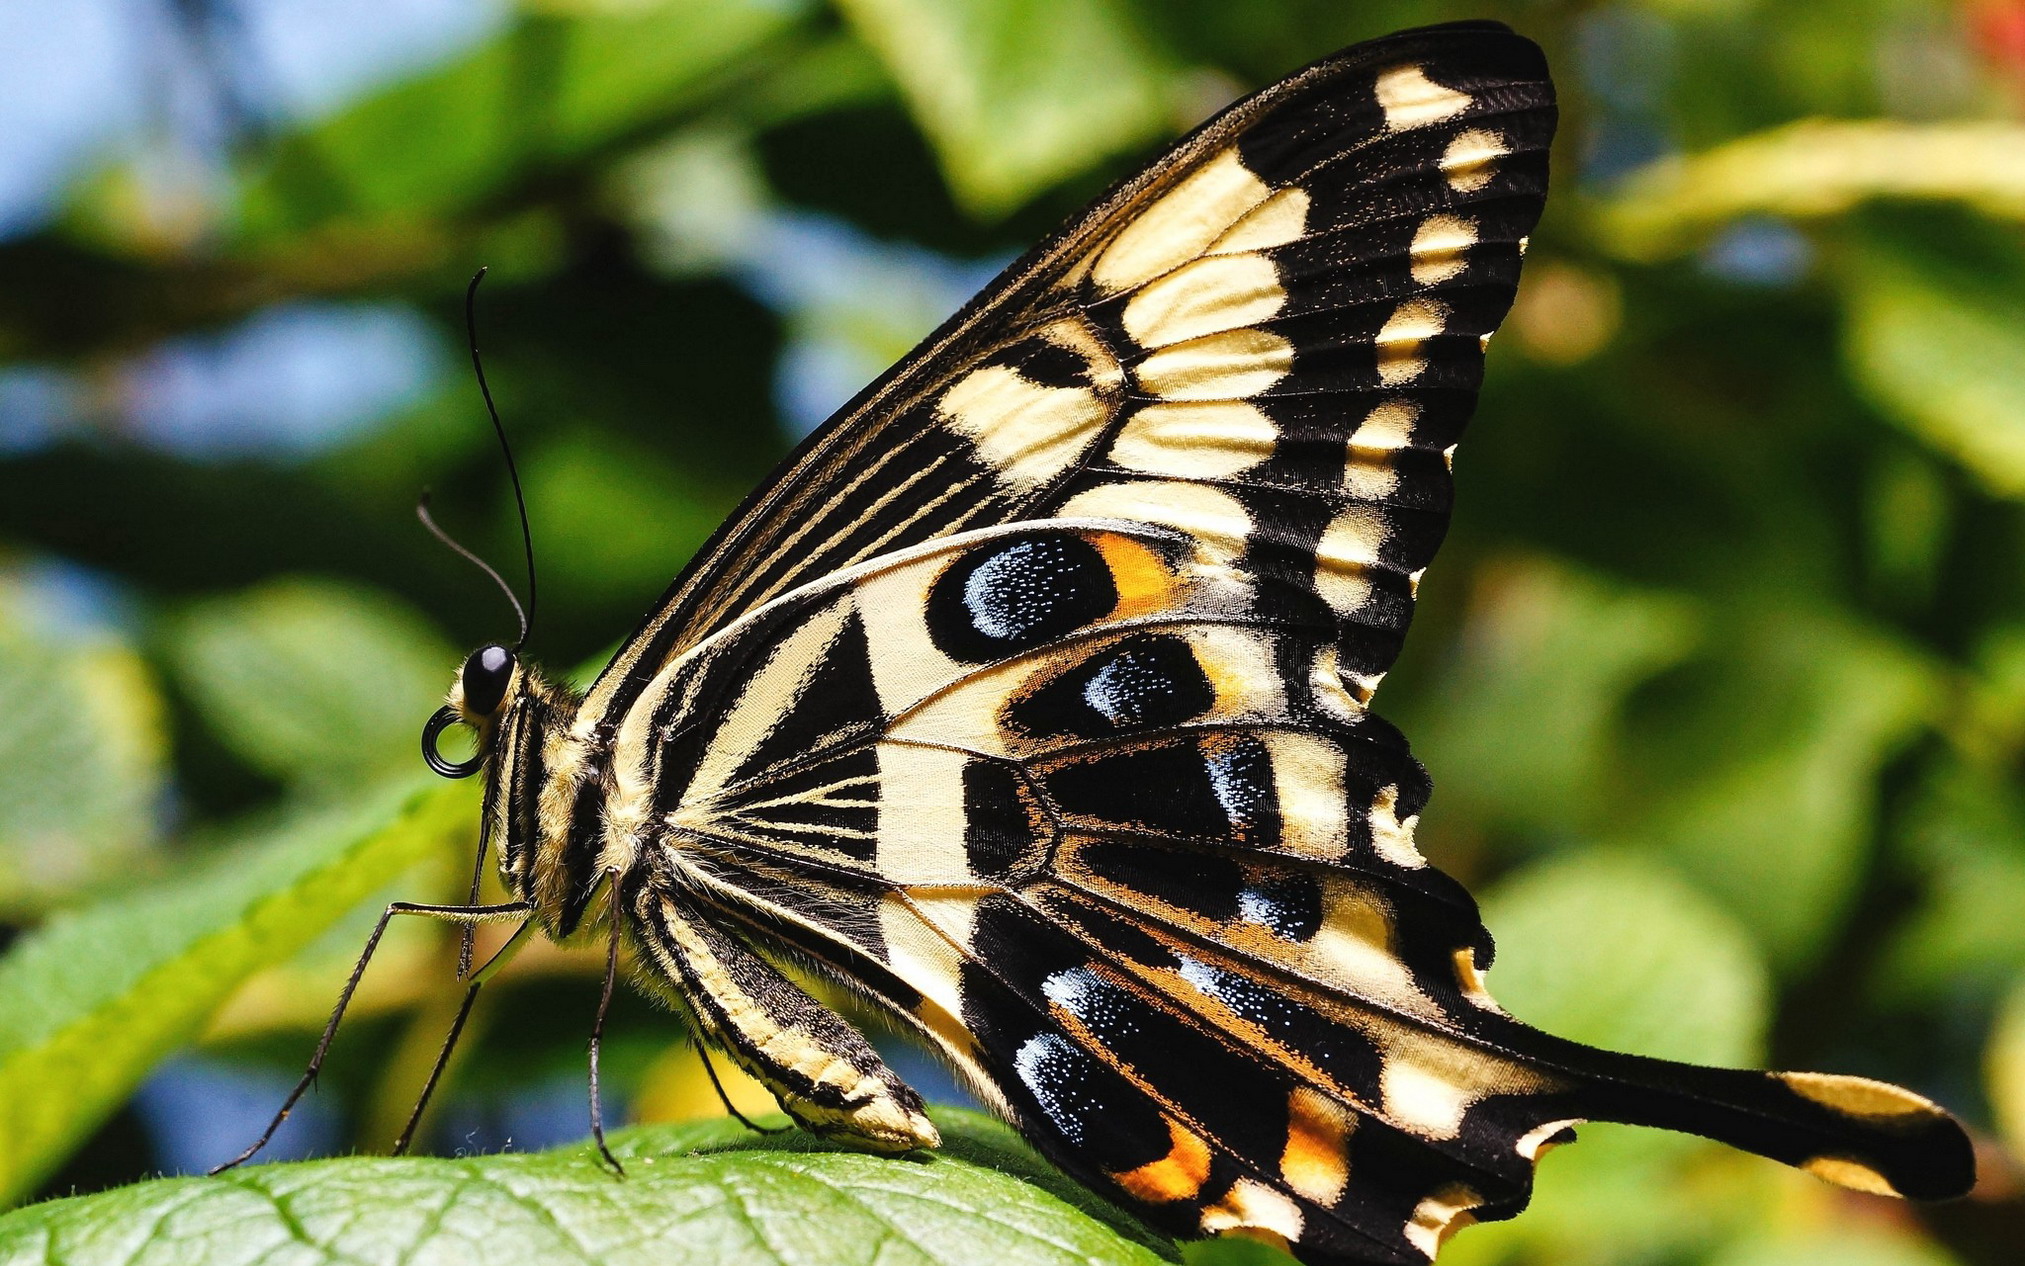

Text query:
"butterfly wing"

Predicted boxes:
[[577, 20, 1542, 738], [600, 20, 1973, 1265]]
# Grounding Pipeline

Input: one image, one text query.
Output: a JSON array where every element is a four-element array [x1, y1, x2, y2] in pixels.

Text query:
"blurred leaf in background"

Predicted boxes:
[[4, 0, 2025, 1263], [0, 570, 164, 910]]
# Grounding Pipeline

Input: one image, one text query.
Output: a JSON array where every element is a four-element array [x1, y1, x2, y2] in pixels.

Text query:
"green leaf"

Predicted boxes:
[[0, 579, 166, 909], [1594, 120, 2025, 261], [1625, 609, 1940, 969], [0, 779, 471, 1204], [0, 1110, 1175, 1266], [164, 578, 456, 788], [227, 0, 814, 241], [1991, 972, 2025, 1162], [1708, 1226, 1961, 1266], [835, 0, 1176, 215], [522, 432, 736, 610], [1481, 852, 1769, 1068], [1844, 235, 2025, 498], [1877, 759, 2025, 1006], [1408, 556, 1701, 835]]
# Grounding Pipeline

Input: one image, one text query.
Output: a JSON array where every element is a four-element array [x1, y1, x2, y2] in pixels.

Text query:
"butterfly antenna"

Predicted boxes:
[[465, 266, 538, 649], [417, 491, 528, 644]]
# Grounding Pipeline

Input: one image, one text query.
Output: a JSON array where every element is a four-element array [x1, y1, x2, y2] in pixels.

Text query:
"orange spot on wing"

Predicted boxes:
[[1091, 531, 1179, 620], [1281, 1086, 1354, 1204], [1112, 1116, 1214, 1203]]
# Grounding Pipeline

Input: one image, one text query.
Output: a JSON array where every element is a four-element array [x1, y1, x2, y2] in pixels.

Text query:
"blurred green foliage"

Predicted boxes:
[[2, 0, 2025, 1262]]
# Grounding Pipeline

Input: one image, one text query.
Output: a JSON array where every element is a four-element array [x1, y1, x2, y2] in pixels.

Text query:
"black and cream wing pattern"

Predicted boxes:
[[529, 21, 1973, 1266]]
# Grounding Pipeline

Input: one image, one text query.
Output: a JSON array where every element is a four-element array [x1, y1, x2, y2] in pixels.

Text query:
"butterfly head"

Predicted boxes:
[[421, 643, 522, 777]]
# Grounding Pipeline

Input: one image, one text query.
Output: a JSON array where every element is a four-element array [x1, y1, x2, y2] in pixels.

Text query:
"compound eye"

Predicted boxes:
[[461, 644, 515, 716]]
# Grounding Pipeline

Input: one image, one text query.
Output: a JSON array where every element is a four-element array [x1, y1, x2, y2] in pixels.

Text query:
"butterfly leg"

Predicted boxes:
[[208, 899, 531, 1174], [634, 887, 939, 1154], [389, 915, 539, 1156], [588, 869, 625, 1175]]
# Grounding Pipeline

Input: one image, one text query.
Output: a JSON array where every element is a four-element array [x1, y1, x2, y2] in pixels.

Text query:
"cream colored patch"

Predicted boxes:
[[939, 365, 1110, 490], [1451, 947, 1504, 1013], [854, 559, 964, 715], [1380, 1046, 1478, 1140], [1199, 1178, 1306, 1242], [1110, 400, 1277, 479], [891, 656, 1048, 756], [685, 601, 850, 802], [1282, 1086, 1355, 1205], [874, 744, 976, 885], [1777, 1071, 1942, 1118], [1265, 731, 1350, 859], [1351, 399, 1418, 452], [1376, 297, 1448, 386], [1136, 327, 1294, 401], [1410, 214, 1477, 285], [1060, 480, 1252, 566], [1515, 1117, 1582, 1160], [1404, 1183, 1482, 1258], [1304, 882, 1432, 1016], [1095, 148, 1273, 293], [1343, 401, 1416, 527], [1803, 1156, 1901, 1196], [1123, 252, 1286, 349], [1442, 128, 1506, 192], [1188, 625, 1290, 718], [1375, 64, 1471, 131], [1369, 784, 1425, 868], [1314, 504, 1391, 615], [1215, 185, 1310, 254], [1307, 645, 1365, 725], [880, 892, 979, 1060], [1343, 457, 1400, 503]]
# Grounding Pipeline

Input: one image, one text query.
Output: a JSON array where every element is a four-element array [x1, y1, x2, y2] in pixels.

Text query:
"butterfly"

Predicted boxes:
[[233, 19, 1975, 1266]]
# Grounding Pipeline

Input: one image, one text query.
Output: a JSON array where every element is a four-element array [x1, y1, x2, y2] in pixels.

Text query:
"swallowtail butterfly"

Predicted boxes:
[[249, 20, 1977, 1265]]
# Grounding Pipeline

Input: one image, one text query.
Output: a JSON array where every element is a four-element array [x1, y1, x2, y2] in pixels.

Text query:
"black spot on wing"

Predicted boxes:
[[1040, 738, 1248, 842], [1073, 837, 1249, 925], [963, 759, 1051, 883], [927, 533, 1119, 663], [982, 335, 1097, 389], [1006, 633, 1216, 740], [1038, 733, 1288, 850], [1239, 871, 1325, 941]]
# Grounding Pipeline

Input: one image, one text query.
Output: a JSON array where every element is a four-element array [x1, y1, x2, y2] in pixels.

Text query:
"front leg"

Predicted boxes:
[[633, 888, 939, 1154]]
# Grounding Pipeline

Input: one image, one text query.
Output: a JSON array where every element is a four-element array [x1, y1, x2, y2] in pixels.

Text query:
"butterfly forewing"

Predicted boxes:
[[558, 21, 1975, 1266]]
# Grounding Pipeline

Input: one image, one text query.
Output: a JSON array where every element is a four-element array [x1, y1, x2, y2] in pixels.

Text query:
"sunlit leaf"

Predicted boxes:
[[1989, 973, 2025, 1163], [1708, 1225, 1961, 1266], [0, 1110, 1173, 1266], [165, 578, 455, 788], [834, 0, 1177, 215], [0, 579, 165, 909], [1844, 236, 2025, 498], [0, 779, 471, 1204], [1596, 121, 2025, 261]]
